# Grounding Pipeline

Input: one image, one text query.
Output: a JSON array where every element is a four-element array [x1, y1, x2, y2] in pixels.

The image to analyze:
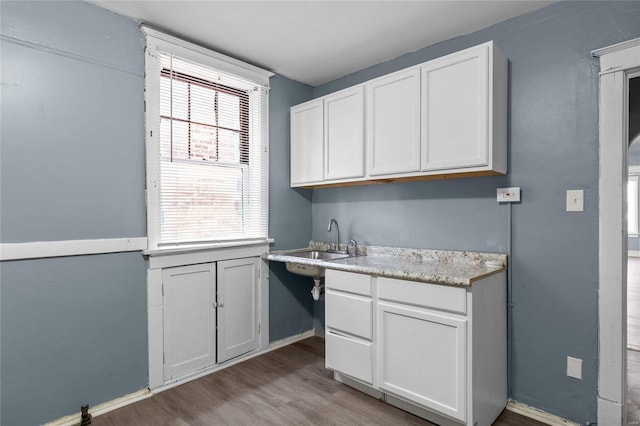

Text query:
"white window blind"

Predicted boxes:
[[154, 52, 269, 246]]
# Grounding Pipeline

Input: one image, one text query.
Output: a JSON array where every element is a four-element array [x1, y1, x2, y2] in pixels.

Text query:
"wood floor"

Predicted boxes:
[[629, 257, 640, 350], [629, 257, 640, 424], [96, 337, 544, 426]]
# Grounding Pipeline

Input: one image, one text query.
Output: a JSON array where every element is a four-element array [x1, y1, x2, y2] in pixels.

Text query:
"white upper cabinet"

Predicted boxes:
[[367, 68, 421, 176], [324, 86, 365, 181], [421, 42, 507, 174], [290, 99, 324, 186], [289, 41, 507, 187]]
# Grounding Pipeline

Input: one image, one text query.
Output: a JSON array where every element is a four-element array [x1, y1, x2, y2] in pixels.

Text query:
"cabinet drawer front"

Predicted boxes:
[[378, 277, 466, 314], [326, 331, 373, 385], [325, 269, 372, 296], [326, 290, 373, 339]]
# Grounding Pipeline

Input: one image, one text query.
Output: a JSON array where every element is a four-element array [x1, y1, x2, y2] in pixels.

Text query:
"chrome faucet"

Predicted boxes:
[[328, 218, 346, 253]]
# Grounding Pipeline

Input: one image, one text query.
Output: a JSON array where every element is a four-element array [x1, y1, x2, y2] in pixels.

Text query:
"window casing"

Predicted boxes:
[[143, 27, 272, 250]]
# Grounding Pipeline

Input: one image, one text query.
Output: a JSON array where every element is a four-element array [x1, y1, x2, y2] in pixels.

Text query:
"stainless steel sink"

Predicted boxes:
[[285, 250, 350, 260], [284, 250, 352, 278]]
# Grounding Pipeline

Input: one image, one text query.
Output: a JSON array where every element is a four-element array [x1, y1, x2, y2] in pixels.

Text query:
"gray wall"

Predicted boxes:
[[310, 2, 640, 424], [1, 2, 317, 425], [268, 75, 316, 341], [0, 2, 148, 425]]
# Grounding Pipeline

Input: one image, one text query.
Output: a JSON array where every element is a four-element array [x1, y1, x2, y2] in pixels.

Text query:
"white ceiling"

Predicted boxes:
[[91, 1, 552, 86]]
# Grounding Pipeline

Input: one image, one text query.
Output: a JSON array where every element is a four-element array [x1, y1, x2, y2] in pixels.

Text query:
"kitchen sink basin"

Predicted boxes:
[[285, 250, 350, 260], [284, 250, 352, 278]]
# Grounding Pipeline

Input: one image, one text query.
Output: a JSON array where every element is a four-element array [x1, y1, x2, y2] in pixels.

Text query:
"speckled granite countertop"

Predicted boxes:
[[265, 241, 507, 287]]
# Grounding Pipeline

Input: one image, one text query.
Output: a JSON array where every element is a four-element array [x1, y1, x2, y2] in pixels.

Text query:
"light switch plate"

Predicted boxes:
[[566, 190, 584, 212], [567, 356, 583, 380]]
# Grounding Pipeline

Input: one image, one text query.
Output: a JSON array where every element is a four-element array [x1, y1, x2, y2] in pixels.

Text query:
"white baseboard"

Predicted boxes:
[[45, 389, 152, 426], [506, 401, 579, 426], [597, 397, 623, 426], [152, 329, 316, 393]]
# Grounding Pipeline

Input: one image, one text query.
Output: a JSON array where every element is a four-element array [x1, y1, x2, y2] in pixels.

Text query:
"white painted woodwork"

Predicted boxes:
[[0, 237, 148, 261], [326, 270, 507, 426], [421, 45, 489, 171], [325, 331, 373, 385], [324, 86, 365, 180], [217, 257, 260, 363], [325, 269, 372, 296], [378, 276, 467, 314], [162, 263, 217, 381], [324, 270, 375, 386], [325, 290, 373, 339], [289, 41, 507, 188], [377, 301, 467, 422], [593, 37, 640, 426], [290, 99, 324, 185], [367, 68, 421, 176]]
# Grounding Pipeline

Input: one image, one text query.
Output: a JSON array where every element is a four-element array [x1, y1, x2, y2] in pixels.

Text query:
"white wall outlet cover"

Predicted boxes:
[[567, 356, 583, 380], [497, 187, 521, 203], [566, 189, 584, 212]]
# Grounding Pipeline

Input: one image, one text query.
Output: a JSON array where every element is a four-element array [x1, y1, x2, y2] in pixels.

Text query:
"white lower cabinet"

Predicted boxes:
[[325, 270, 506, 426], [325, 269, 374, 385], [163, 263, 217, 381], [217, 257, 260, 363], [377, 301, 467, 422], [162, 257, 261, 382]]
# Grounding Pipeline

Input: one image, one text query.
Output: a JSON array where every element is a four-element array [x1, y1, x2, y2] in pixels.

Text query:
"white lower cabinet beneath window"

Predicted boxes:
[[154, 254, 264, 386], [325, 270, 506, 426], [217, 257, 260, 363], [163, 263, 217, 381]]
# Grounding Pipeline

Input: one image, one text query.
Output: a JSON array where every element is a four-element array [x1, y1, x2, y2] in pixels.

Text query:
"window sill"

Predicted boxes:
[[144, 238, 275, 257], [144, 238, 274, 270]]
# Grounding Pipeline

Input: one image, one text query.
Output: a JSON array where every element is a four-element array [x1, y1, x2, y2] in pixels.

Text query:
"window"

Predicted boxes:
[[630, 175, 639, 235], [143, 28, 272, 249]]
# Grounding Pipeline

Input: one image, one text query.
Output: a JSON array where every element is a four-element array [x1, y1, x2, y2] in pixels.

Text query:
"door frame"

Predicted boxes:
[[593, 37, 640, 425]]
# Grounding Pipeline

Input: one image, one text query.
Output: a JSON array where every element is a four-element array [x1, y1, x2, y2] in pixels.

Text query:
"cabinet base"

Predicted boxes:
[[335, 372, 465, 426]]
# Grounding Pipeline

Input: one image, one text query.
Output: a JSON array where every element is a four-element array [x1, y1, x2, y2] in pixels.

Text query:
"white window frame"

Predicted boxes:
[[142, 27, 274, 252]]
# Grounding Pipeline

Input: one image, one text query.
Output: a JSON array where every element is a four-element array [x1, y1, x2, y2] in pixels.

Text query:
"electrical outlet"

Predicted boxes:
[[566, 190, 584, 212], [567, 356, 582, 380], [497, 187, 521, 203]]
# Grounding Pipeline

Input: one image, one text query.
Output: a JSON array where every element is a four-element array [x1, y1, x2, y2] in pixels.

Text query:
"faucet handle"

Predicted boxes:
[[349, 239, 358, 255]]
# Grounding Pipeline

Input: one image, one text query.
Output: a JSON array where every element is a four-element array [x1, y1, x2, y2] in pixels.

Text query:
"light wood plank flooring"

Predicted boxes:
[[629, 256, 640, 424], [96, 337, 543, 426], [629, 257, 640, 350]]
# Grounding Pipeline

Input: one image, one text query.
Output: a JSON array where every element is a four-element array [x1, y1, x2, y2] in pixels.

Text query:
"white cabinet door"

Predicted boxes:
[[217, 257, 260, 363], [377, 301, 467, 422], [163, 263, 216, 381], [324, 86, 365, 180], [290, 99, 324, 186], [421, 45, 490, 171], [367, 68, 421, 176]]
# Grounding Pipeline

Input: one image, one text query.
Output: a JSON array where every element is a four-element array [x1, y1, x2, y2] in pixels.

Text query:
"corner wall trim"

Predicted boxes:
[[506, 401, 579, 426], [44, 389, 152, 426], [0, 237, 148, 261]]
